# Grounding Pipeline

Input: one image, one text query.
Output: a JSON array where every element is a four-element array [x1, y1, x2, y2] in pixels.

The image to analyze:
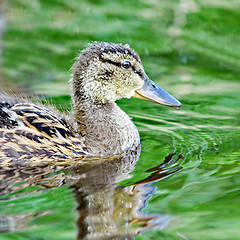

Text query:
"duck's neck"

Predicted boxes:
[[73, 99, 140, 156]]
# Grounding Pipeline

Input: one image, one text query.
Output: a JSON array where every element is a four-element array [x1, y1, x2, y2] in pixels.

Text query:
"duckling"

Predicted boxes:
[[0, 42, 181, 164]]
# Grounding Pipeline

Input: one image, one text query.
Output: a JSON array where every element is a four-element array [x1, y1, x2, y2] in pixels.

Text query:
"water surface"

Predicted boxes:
[[1, 0, 240, 239]]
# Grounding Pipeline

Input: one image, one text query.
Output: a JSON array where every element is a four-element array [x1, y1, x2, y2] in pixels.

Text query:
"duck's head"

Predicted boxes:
[[71, 42, 181, 108]]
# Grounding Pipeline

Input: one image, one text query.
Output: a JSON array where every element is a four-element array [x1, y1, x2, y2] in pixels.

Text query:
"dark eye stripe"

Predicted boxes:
[[132, 66, 144, 78], [99, 56, 121, 67], [99, 56, 144, 79]]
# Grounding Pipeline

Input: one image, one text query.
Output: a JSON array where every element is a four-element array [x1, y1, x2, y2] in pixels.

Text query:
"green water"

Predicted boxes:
[[1, 0, 240, 239]]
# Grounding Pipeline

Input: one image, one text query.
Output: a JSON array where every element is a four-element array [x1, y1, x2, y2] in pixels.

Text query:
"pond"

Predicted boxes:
[[1, 0, 240, 240]]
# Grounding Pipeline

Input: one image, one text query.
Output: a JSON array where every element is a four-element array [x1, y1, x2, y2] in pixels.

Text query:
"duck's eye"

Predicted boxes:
[[122, 60, 132, 69]]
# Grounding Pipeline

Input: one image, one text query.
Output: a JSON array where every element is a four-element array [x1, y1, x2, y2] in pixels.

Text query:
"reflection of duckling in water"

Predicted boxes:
[[0, 42, 181, 164], [0, 147, 183, 239]]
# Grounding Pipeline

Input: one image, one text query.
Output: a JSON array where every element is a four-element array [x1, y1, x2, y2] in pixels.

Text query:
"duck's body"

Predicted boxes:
[[0, 42, 181, 165], [74, 100, 140, 156], [0, 97, 88, 164]]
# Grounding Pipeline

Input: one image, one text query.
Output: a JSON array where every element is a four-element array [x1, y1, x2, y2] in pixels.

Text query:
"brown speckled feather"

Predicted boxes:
[[0, 99, 88, 166]]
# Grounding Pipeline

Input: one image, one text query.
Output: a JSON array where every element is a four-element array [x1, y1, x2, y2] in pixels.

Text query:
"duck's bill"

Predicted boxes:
[[133, 77, 182, 109]]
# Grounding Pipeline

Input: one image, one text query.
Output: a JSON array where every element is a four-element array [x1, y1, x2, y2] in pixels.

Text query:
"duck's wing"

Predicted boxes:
[[0, 99, 88, 166]]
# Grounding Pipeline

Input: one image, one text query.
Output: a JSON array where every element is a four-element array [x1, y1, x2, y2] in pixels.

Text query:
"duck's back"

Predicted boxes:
[[0, 96, 88, 166]]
